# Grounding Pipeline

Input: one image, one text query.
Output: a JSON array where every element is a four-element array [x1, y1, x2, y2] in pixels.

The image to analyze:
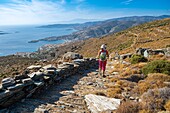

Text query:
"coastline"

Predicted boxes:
[[0, 25, 76, 57]]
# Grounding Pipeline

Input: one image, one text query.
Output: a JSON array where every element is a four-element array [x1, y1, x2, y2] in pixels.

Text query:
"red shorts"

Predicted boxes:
[[99, 60, 107, 71]]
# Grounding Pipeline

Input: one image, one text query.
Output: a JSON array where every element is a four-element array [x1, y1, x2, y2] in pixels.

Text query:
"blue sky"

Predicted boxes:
[[0, 0, 169, 25]]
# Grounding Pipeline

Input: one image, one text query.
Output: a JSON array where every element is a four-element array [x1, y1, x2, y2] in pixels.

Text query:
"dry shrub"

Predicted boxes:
[[139, 110, 152, 113], [110, 77, 119, 82], [115, 80, 137, 93], [116, 101, 141, 113], [132, 62, 148, 68], [137, 73, 170, 94], [141, 87, 170, 112], [149, 54, 166, 61], [120, 67, 140, 76], [114, 63, 127, 71], [164, 100, 170, 111], [116, 80, 124, 86], [105, 83, 118, 88], [106, 87, 122, 98]]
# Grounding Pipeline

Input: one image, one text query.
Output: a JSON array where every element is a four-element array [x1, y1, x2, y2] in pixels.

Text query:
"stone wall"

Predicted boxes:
[[0, 58, 98, 109]]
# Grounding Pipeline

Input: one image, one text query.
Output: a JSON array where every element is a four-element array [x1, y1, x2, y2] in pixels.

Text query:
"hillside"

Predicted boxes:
[[30, 15, 170, 43], [0, 18, 170, 113], [0, 56, 38, 81], [78, 18, 170, 57]]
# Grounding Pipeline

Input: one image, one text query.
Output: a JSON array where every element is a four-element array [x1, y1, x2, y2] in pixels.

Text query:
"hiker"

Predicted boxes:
[[97, 44, 109, 77]]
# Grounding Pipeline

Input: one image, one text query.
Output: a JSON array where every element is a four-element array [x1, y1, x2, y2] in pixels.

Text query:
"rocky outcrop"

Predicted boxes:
[[0, 57, 98, 108], [85, 94, 121, 113], [62, 52, 83, 62]]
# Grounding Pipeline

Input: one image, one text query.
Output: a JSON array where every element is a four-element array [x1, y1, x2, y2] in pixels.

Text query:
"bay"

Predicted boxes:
[[0, 25, 75, 56]]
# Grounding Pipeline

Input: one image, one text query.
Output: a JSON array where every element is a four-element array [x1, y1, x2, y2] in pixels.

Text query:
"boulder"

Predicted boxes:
[[27, 65, 42, 70], [42, 64, 56, 70], [85, 94, 121, 113], [28, 72, 44, 81], [60, 90, 75, 96], [34, 108, 49, 113], [2, 78, 15, 89], [42, 64, 57, 75], [120, 53, 133, 59], [72, 59, 85, 65], [151, 49, 165, 55], [136, 48, 147, 55], [14, 74, 29, 80], [63, 52, 83, 61], [7, 83, 25, 91], [22, 78, 34, 86]]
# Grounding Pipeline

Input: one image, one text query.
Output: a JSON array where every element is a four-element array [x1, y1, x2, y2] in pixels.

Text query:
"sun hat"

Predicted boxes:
[[101, 44, 106, 49]]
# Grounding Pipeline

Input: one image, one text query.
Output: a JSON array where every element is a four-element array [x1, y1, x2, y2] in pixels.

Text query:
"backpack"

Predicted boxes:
[[99, 50, 107, 61]]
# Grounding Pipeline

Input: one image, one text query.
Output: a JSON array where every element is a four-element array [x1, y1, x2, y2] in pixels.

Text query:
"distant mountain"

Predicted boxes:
[[34, 18, 170, 59], [107, 15, 170, 22], [78, 18, 170, 57], [30, 15, 170, 43], [59, 18, 101, 24], [0, 31, 9, 35]]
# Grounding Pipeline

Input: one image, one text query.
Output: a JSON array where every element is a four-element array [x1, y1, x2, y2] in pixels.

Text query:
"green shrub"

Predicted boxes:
[[130, 55, 148, 64], [142, 60, 170, 75]]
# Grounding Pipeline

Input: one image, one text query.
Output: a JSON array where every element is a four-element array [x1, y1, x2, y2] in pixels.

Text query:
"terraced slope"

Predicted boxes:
[[78, 18, 170, 57]]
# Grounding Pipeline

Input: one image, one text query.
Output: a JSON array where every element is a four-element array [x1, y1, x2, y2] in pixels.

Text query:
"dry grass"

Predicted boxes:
[[164, 100, 170, 111], [77, 18, 170, 57], [139, 110, 152, 113], [106, 87, 122, 98], [141, 87, 170, 112], [132, 62, 147, 68], [0, 55, 38, 81], [116, 101, 141, 113], [137, 73, 170, 94], [149, 54, 167, 61], [120, 67, 140, 76]]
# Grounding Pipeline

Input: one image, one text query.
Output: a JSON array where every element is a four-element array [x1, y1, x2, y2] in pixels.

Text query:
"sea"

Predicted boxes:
[[0, 25, 75, 56]]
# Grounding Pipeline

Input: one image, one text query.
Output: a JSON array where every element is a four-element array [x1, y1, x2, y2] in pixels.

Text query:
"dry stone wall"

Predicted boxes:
[[0, 58, 98, 109]]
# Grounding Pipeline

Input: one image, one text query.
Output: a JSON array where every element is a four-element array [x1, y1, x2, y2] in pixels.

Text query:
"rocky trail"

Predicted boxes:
[[0, 58, 122, 113], [5, 67, 108, 113]]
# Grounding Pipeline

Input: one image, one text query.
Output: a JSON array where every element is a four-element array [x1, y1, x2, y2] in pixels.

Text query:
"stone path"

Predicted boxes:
[[5, 68, 99, 113], [0, 60, 118, 113]]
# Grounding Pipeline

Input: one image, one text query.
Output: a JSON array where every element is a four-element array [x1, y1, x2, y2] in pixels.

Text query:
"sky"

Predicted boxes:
[[0, 0, 170, 25]]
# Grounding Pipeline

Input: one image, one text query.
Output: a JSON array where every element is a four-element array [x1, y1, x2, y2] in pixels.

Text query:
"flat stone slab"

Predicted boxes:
[[43, 64, 57, 70], [2, 78, 15, 89], [7, 84, 25, 91], [60, 90, 75, 96], [85, 94, 121, 113], [27, 65, 42, 70]]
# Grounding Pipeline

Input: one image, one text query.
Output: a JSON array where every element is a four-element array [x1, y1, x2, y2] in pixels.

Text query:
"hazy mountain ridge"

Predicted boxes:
[[31, 15, 170, 43], [78, 18, 170, 57], [0, 31, 9, 35]]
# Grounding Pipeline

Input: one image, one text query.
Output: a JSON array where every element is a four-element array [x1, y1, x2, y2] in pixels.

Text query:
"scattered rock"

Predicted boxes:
[[85, 94, 121, 113], [63, 52, 83, 61], [2, 78, 15, 89], [86, 82, 93, 85], [34, 108, 49, 113], [27, 65, 42, 70], [28, 72, 44, 81], [112, 72, 119, 75], [14, 74, 29, 80], [22, 78, 34, 86], [7, 83, 25, 91], [60, 90, 75, 96]]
